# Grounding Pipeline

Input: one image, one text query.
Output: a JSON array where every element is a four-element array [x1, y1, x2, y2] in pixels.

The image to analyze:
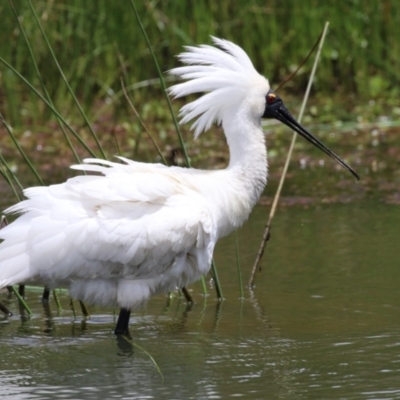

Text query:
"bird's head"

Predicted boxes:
[[169, 37, 269, 138], [169, 37, 359, 180]]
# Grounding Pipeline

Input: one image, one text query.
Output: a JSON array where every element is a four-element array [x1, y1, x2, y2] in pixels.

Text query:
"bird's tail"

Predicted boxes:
[[0, 193, 39, 288], [0, 238, 31, 288]]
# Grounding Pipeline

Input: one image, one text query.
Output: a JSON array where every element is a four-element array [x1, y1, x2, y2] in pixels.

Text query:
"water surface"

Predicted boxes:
[[1, 201, 399, 399]]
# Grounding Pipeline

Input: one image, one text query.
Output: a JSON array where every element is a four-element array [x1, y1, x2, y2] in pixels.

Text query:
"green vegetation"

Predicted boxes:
[[0, 0, 399, 128], [0, 1, 398, 206]]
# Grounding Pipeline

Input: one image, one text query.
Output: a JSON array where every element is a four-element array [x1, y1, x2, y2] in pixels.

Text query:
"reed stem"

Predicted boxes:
[[249, 22, 330, 288], [27, 0, 106, 159], [10, 285, 33, 316]]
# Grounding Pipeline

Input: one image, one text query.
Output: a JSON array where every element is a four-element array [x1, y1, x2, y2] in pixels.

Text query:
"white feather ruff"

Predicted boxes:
[[169, 37, 266, 137]]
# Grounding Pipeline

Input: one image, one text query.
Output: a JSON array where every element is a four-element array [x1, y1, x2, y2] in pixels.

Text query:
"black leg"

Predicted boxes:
[[114, 308, 131, 336], [42, 287, 50, 302], [18, 285, 25, 297], [181, 286, 194, 303], [0, 301, 12, 316], [79, 301, 90, 318]]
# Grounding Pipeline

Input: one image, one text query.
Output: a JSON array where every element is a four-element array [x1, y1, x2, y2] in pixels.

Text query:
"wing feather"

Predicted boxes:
[[0, 159, 215, 293]]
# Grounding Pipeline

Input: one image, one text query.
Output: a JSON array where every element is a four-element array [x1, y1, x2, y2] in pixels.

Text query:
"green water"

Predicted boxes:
[[1, 202, 399, 399]]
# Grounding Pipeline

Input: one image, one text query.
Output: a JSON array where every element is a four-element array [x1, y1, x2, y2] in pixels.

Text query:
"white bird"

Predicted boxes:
[[0, 37, 358, 335]]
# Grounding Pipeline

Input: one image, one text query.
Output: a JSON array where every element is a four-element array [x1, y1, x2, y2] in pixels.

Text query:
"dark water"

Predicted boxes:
[[1, 202, 399, 399]]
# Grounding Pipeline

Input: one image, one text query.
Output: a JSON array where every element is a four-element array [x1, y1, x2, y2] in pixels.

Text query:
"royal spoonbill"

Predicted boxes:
[[0, 37, 359, 335]]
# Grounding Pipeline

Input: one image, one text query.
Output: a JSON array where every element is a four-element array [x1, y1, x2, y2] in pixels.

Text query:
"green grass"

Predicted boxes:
[[0, 0, 399, 128]]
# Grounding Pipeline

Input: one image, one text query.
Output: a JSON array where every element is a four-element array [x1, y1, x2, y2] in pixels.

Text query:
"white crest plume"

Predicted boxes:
[[169, 37, 266, 138]]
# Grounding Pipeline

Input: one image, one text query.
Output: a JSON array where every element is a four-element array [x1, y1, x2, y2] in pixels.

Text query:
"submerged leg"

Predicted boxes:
[[114, 307, 131, 335]]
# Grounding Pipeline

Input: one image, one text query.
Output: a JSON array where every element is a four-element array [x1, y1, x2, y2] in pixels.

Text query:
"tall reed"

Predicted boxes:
[[0, 1, 398, 126]]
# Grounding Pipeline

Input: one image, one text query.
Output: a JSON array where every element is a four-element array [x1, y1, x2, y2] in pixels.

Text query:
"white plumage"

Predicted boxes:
[[0, 37, 357, 330]]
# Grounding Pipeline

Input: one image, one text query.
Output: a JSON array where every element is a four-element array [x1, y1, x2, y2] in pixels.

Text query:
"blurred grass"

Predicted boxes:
[[0, 0, 399, 195], [0, 0, 399, 128]]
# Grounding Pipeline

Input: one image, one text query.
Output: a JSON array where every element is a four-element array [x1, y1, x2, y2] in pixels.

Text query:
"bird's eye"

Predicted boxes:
[[266, 93, 276, 104]]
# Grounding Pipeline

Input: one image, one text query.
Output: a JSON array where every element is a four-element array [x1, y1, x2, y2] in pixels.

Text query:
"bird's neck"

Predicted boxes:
[[210, 110, 267, 236], [224, 110, 268, 198]]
